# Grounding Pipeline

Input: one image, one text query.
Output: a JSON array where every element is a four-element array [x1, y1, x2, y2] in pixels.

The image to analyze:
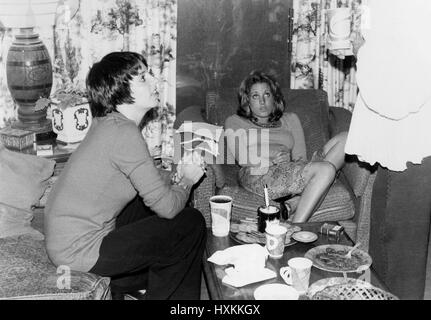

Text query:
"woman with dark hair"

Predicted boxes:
[[225, 70, 347, 223], [44, 52, 206, 300]]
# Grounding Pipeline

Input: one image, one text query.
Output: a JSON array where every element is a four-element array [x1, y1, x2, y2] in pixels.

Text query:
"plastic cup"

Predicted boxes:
[[265, 224, 288, 259], [209, 195, 232, 237]]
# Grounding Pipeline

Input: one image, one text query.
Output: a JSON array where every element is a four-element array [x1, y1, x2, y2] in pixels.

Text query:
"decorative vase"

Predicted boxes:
[[6, 28, 53, 133], [51, 101, 92, 145]]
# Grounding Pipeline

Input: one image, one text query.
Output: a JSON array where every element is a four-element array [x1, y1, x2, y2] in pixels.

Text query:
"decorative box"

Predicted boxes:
[[50, 98, 92, 145], [0, 126, 34, 150]]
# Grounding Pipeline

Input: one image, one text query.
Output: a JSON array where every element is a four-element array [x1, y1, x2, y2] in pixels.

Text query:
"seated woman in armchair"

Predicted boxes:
[[224, 70, 347, 223]]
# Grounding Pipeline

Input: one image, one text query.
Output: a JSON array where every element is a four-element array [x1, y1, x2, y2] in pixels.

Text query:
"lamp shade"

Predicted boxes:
[[0, 0, 59, 29]]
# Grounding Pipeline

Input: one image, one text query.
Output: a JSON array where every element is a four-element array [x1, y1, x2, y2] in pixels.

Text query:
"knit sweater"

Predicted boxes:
[[45, 112, 190, 272], [224, 113, 307, 169]]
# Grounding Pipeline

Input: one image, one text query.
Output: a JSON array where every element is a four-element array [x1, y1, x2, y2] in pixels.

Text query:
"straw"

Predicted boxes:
[[264, 184, 270, 208]]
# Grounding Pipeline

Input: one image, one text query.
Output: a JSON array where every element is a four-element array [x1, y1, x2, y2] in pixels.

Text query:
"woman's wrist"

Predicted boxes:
[[171, 172, 193, 190], [177, 177, 193, 191]]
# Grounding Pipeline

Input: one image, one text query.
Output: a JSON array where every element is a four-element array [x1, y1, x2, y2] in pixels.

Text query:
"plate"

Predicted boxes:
[[230, 222, 301, 247], [292, 231, 318, 243], [305, 244, 372, 273], [230, 231, 297, 247], [254, 283, 299, 300], [306, 277, 398, 300]]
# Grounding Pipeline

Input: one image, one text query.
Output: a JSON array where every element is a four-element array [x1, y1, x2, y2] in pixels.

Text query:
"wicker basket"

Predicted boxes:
[[307, 278, 398, 300]]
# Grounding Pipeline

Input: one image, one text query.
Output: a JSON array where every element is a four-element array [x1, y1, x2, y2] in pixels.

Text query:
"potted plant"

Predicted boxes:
[[36, 88, 92, 145]]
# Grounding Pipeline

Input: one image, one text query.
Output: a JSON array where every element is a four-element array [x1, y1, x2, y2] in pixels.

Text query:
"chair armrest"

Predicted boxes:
[[192, 164, 217, 227], [341, 157, 375, 198], [353, 172, 377, 252], [328, 106, 351, 137]]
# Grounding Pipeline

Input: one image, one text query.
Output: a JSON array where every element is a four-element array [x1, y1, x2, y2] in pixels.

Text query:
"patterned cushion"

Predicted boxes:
[[308, 179, 355, 222], [0, 208, 111, 300], [0, 234, 111, 300], [218, 178, 354, 223], [0, 146, 55, 211]]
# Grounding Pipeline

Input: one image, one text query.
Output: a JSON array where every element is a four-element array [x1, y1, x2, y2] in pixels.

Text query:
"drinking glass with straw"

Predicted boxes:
[[264, 184, 270, 209], [258, 184, 280, 233]]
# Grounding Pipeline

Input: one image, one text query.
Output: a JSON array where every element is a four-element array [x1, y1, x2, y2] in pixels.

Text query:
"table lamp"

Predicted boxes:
[[0, 0, 60, 133]]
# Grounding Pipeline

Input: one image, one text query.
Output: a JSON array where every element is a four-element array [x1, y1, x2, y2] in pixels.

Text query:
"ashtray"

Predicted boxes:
[[292, 231, 318, 243]]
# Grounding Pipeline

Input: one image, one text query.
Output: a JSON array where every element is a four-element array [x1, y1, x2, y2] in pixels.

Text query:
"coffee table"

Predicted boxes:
[[202, 222, 389, 300]]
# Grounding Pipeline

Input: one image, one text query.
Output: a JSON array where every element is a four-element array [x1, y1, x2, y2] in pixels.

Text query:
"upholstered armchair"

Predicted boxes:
[[177, 89, 376, 251]]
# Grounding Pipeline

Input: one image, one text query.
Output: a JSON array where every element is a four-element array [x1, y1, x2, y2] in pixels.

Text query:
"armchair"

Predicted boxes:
[[176, 89, 376, 250]]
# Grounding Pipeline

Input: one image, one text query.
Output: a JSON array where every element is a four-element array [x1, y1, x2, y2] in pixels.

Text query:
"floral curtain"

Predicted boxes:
[[0, 0, 177, 167], [290, 0, 363, 111]]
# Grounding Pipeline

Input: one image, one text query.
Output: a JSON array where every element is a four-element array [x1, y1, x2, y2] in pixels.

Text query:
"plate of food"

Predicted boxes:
[[304, 244, 372, 273], [306, 277, 398, 300], [230, 219, 301, 247]]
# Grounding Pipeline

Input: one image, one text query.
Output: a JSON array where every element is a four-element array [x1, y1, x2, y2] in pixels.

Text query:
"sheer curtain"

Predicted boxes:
[[290, 0, 363, 111], [0, 0, 177, 166]]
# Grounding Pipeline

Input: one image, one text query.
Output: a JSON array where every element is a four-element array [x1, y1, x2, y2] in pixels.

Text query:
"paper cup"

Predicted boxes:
[[209, 195, 232, 237], [265, 224, 287, 259], [280, 257, 313, 294]]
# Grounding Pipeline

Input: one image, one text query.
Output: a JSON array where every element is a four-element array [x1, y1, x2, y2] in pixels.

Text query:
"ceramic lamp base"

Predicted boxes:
[[12, 119, 52, 135]]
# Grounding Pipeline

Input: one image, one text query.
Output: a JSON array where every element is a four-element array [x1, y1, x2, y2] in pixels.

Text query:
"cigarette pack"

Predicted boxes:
[[0, 126, 34, 150], [320, 223, 344, 238]]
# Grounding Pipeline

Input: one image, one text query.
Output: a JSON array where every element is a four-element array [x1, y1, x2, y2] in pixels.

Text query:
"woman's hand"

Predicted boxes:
[[272, 150, 291, 165], [176, 151, 206, 185]]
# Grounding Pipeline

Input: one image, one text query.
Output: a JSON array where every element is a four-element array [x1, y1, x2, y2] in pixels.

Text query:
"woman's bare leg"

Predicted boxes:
[[291, 132, 347, 223], [291, 161, 336, 223], [322, 131, 348, 170]]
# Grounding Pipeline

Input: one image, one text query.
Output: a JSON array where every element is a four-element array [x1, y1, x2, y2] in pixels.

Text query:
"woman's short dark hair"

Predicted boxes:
[[237, 70, 286, 123], [86, 51, 148, 117]]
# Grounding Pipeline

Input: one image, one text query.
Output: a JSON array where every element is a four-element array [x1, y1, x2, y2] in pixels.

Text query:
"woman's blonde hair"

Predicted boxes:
[[237, 70, 286, 123]]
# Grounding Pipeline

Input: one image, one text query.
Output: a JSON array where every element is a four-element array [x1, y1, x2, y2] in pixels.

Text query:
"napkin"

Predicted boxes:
[[207, 244, 277, 288], [222, 267, 277, 288]]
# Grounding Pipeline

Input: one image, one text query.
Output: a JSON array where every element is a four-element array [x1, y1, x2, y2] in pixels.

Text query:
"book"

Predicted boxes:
[[36, 144, 54, 157], [0, 126, 34, 151]]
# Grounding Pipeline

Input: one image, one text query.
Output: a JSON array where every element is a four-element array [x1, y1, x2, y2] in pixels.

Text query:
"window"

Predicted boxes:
[[177, 0, 293, 94]]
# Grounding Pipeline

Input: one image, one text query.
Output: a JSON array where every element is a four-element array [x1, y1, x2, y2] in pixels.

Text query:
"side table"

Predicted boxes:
[[16, 142, 74, 164]]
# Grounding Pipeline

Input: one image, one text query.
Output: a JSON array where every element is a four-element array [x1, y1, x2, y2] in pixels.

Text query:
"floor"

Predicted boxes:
[[201, 238, 431, 300]]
